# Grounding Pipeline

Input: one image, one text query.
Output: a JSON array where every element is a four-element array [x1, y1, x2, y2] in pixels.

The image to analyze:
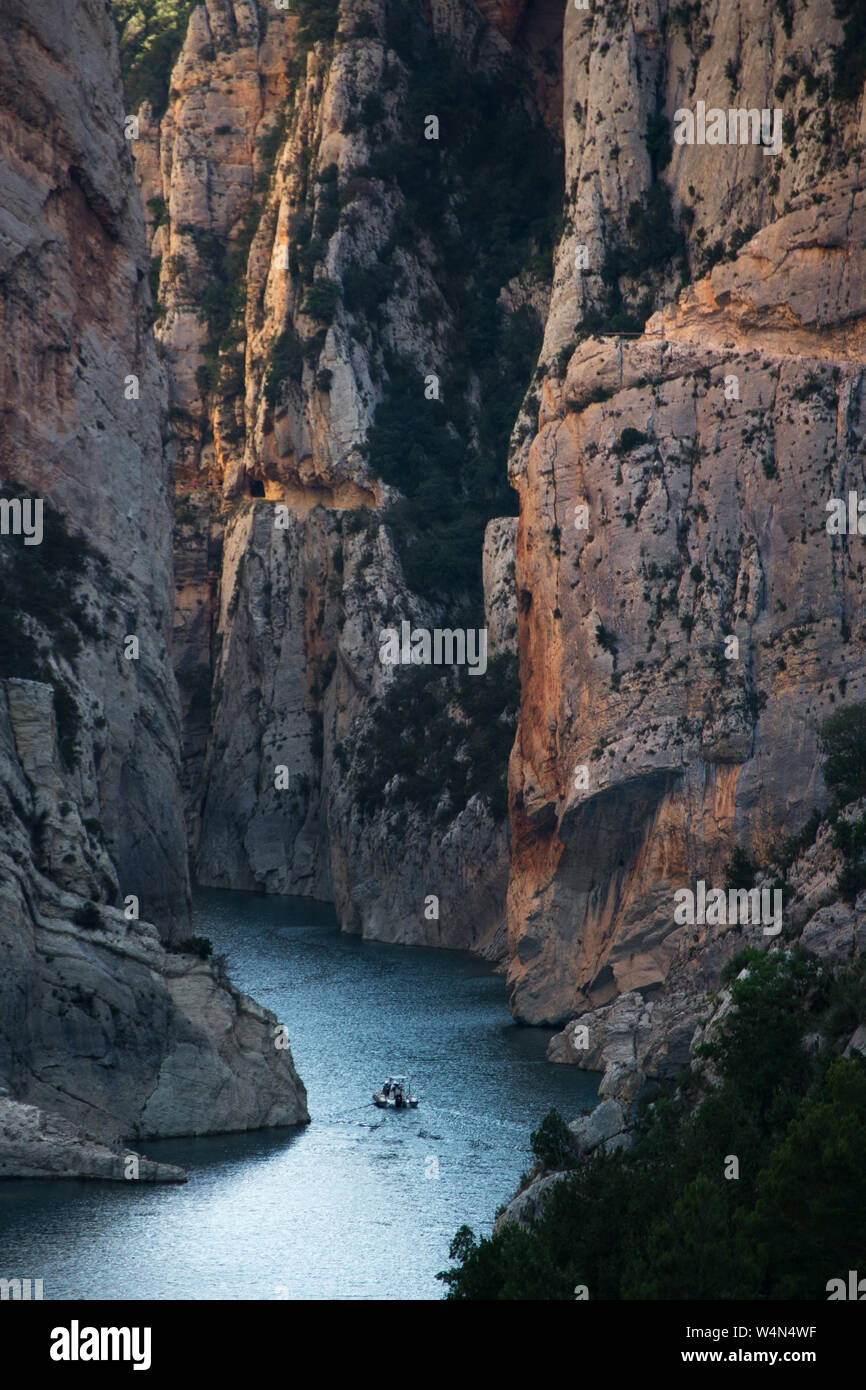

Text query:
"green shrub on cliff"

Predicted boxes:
[[723, 845, 757, 892], [820, 701, 866, 805], [300, 279, 341, 323], [439, 950, 866, 1299], [295, 0, 340, 46], [530, 1109, 575, 1172], [111, 1, 197, 118], [350, 652, 519, 822], [0, 481, 101, 767], [264, 327, 305, 406], [72, 902, 103, 929], [359, 16, 561, 602], [172, 935, 214, 960], [181, 223, 251, 409]]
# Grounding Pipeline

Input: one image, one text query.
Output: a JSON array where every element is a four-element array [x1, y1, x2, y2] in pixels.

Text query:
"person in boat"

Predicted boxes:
[[381, 1081, 391, 1097]]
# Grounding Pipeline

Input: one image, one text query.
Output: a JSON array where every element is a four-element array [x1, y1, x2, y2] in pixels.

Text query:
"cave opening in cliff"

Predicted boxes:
[[248, 479, 265, 498]]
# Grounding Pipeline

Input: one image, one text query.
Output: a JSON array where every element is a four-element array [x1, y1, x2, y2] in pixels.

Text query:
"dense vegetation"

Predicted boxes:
[[187, 220, 255, 415], [294, 0, 340, 49], [111, 1, 197, 118], [112, 0, 558, 604], [585, 179, 687, 336], [370, 303, 541, 598], [0, 481, 108, 766], [344, 651, 519, 823], [357, 2, 562, 600], [439, 948, 866, 1298], [831, 0, 866, 102], [112, 0, 342, 117], [820, 702, 866, 806]]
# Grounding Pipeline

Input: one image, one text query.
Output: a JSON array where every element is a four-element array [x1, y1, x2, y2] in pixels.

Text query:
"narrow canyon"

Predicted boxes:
[[1, 0, 865, 1178]]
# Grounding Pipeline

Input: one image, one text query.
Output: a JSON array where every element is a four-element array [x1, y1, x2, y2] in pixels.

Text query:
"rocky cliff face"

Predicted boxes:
[[0, 678, 307, 1148], [0, 0, 189, 933], [125, 0, 558, 956], [111, 0, 866, 1084], [507, 0, 866, 1025], [0, 0, 307, 1176]]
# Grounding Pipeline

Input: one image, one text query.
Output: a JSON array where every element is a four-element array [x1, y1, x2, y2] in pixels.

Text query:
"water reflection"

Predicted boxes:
[[0, 891, 599, 1299]]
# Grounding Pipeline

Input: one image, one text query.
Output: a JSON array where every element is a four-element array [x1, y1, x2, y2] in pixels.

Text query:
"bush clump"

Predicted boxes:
[[264, 327, 305, 406], [831, 0, 866, 102], [359, 21, 561, 601], [616, 427, 650, 452], [723, 845, 757, 892], [294, 0, 340, 47], [0, 482, 98, 767], [175, 935, 214, 960], [349, 652, 519, 823], [111, 2, 198, 119], [530, 1109, 575, 1172], [300, 279, 341, 322], [820, 702, 866, 805]]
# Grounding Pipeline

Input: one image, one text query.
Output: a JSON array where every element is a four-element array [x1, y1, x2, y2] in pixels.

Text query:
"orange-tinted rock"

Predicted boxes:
[[506, 0, 866, 1024]]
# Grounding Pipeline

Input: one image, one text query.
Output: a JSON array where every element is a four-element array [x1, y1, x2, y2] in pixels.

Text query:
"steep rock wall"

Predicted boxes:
[[0, 0, 189, 931], [0, 0, 308, 1172], [0, 677, 307, 1146], [507, 0, 866, 1022], [128, 0, 557, 956]]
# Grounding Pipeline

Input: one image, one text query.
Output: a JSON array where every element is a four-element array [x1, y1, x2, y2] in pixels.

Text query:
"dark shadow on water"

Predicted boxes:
[[141, 1123, 307, 1174], [193, 885, 338, 928], [0, 1125, 307, 1217]]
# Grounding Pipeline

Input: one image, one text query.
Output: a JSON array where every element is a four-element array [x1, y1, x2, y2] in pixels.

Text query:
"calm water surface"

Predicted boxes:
[[0, 890, 599, 1299]]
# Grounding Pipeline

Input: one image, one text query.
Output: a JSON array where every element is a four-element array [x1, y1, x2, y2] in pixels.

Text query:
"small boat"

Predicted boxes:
[[373, 1075, 419, 1109]]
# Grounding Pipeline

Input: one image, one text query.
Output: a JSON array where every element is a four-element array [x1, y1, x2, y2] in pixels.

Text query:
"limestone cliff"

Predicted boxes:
[[507, 0, 866, 1025], [125, 0, 558, 955], [0, 0, 188, 933], [0, 0, 308, 1177], [0, 677, 307, 1148], [111, 0, 866, 1077]]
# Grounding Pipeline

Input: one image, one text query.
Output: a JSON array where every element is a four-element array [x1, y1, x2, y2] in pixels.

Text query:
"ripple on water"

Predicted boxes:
[[0, 889, 600, 1299]]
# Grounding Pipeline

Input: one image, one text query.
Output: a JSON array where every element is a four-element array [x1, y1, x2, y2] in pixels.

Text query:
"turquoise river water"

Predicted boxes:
[[0, 889, 599, 1299]]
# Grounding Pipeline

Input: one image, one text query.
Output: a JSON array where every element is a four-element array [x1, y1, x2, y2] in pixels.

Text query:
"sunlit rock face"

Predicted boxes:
[[131, 0, 557, 957], [506, 0, 866, 1023], [117, 0, 866, 1045]]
